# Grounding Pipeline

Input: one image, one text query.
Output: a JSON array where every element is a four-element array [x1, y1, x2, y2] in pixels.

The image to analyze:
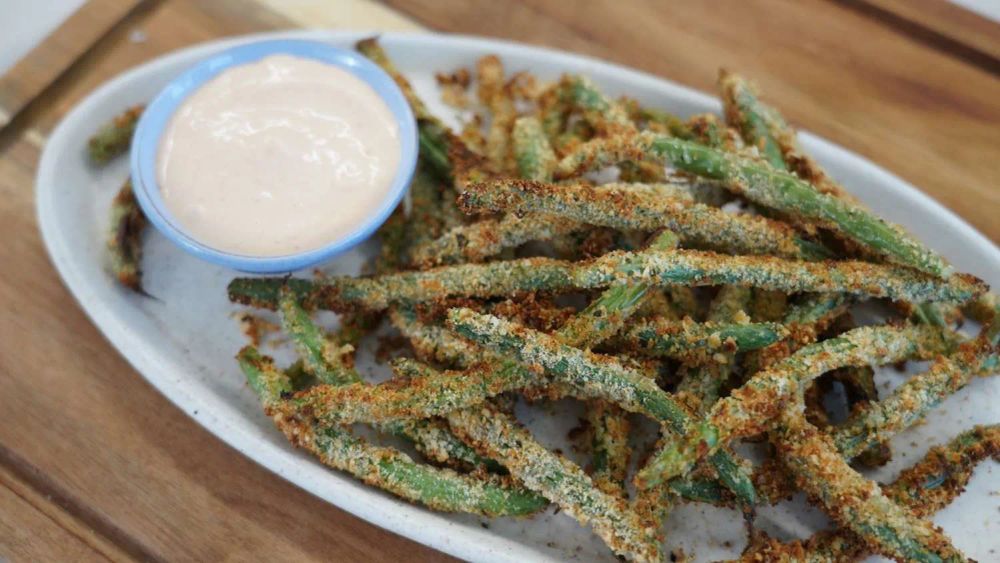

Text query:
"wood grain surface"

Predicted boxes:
[[855, 0, 1000, 66], [1, 0, 997, 561], [0, 0, 142, 129]]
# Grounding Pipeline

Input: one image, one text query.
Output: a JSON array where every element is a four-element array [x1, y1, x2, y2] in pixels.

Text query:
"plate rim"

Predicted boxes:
[[35, 29, 1000, 562]]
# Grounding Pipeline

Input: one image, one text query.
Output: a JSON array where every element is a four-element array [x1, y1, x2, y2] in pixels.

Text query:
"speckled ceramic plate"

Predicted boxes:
[[36, 30, 1000, 562]]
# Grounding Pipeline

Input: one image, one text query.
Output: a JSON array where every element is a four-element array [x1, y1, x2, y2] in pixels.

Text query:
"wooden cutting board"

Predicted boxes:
[[0, 1, 997, 561]]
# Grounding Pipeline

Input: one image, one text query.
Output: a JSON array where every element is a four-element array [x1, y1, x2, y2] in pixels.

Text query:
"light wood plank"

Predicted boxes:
[[0, 0, 142, 129], [0, 458, 132, 562], [258, 0, 424, 30], [859, 0, 1000, 64], [0, 491, 108, 562]]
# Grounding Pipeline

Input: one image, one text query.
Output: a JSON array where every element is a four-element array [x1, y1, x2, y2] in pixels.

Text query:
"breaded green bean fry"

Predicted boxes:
[[278, 287, 356, 385], [560, 75, 632, 133], [407, 113, 583, 268], [675, 286, 751, 409], [88, 105, 143, 164], [374, 204, 408, 274], [356, 37, 456, 180], [277, 293, 498, 470], [403, 165, 446, 258], [447, 404, 661, 562], [512, 116, 556, 181], [638, 323, 960, 488], [555, 231, 680, 489], [618, 317, 787, 362], [228, 250, 985, 313], [772, 411, 966, 562], [460, 179, 825, 259], [478, 55, 516, 172], [718, 70, 787, 171], [833, 337, 998, 460], [107, 179, 147, 292], [238, 347, 546, 516], [557, 230, 680, 346], [410, 213, 583, 268], [555, 132, 951, 276], [446, 308, 758, 507], [734, 425, 993, 561], [287, 359, 537, 426]]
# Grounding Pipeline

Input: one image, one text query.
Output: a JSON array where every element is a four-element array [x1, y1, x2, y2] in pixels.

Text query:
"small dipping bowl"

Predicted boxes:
[[130, 39, 418, 273]]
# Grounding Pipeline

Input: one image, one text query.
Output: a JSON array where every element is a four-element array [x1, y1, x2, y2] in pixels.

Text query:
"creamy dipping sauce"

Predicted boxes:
[[157, 54, 401, 256]]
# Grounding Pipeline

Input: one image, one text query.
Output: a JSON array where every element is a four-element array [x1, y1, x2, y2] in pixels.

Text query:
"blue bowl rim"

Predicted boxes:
[[130, 38, 418, 273]]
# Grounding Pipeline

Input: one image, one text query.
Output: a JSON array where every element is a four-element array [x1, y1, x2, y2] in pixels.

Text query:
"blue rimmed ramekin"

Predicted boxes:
[[130, 39, 418, 273]]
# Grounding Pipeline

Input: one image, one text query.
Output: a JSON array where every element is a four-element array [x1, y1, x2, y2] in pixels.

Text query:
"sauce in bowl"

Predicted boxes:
[[156, 54, 402, 257]]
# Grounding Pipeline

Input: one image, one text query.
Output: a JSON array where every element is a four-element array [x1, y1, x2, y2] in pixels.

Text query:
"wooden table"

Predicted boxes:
[[1, 1, 997, 560]]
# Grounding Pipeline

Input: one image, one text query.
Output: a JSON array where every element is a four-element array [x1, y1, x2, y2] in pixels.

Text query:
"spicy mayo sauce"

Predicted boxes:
[[157, 54, 401, 256]]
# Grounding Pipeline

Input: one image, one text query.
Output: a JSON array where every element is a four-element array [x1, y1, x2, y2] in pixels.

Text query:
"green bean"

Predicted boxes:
[[821, 313, 891, 467], [632, 105, 693, 139], [685, 112, 743, 151], [107, 179, 147, 293], [718, 70, 787, 171], [739, 293, 853, 378], [406, 112, 583, 268], [389, 305, 482, 367], [379, 418, 504, 473], [288, 359, 538, 426], [720, 69, 907, 411], [460, 179, 824, 259], [409, 213, 583, 268], [886, 424, 1000, 517], [513, 116, 557, 181], [445, 306, 704, 423], [393, 306, 751, 508], [832, 337, 998, 460], [558, 76, 672, 185], [720, 71, 854, 203], [816, 424, 998, 561], [446, 307, 759, 507], [736, 426, 1000, 562], [278, 287, 356, 385], [560, 75, 632, 133], [537, 82, 570, 144], [675, 286, 751, 409], [447, 405, 661, 562], [88, 106, 143, 165], [638, 323, 960, 488], [772, 411, 966, 562], [238, 347, 546, 516], [785, 293, 853, 326], [229, 250, 985, 313], [719, 71, 957, 341], [555, 132, 951, 276], [418, 121, 455, 182], [277, 293, 498, 471], [477, 55, 516, 172], [618, 316, 786, 362], [962, 292, 997, 325], [356, 37, 456, 181], [356, 38, 431, 120], [557, 230, 680, 346], [558, 231, 680, 489], [586, 399, 632, 492]]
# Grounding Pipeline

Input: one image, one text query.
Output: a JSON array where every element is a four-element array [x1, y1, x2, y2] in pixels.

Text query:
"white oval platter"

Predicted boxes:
[[36, 30, 1000, 562]]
